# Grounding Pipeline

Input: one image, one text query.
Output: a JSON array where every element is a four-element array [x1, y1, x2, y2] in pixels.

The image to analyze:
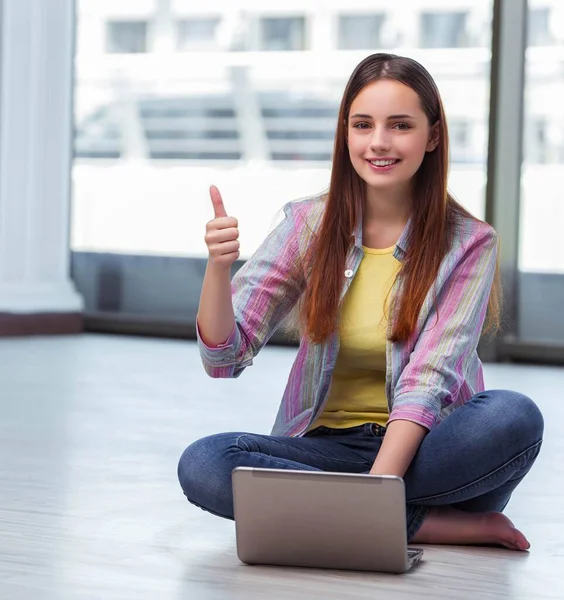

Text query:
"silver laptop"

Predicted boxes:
[[232, 467, 424, 574]]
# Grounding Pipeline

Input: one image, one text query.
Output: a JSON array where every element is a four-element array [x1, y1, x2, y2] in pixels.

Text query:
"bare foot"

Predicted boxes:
[[412, 506, 530, 551]]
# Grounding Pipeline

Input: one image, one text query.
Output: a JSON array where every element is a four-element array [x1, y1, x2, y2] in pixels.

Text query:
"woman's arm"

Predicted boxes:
[[369, 420, 427, 477], [389, 226, 499, 430], [198, 186, 238, 347], [197, 262, 236, 347], [369, 225, 499, 476], [197, 198, 307, 378]]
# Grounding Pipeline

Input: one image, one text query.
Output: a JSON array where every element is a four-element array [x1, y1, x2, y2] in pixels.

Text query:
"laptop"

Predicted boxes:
[[232, 467, 424, 574]]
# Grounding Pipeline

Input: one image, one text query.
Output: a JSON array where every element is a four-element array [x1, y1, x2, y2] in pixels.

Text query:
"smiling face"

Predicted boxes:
[[347, 79, 439, 195]]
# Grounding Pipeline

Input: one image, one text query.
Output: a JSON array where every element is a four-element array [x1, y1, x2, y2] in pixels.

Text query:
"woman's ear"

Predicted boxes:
[[426, 121, 440, 152]]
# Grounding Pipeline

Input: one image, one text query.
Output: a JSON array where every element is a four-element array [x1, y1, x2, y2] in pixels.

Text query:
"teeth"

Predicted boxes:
[[370, 159, 397, 167]]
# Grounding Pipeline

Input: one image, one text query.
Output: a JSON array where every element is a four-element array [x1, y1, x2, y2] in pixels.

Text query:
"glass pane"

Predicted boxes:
[[177, 18, 220, 51], [528, 8, 553, 47], [420, 12, 470, 48], [72, 1, 492, 265], [259, 17, 306, 51], [518, 1, 564, 345], [107, 21, 148, 54], [338, 15, 386, 50]]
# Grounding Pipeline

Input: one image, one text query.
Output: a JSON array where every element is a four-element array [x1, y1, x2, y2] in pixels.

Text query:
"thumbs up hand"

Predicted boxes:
[[204, 185, 240, 268]]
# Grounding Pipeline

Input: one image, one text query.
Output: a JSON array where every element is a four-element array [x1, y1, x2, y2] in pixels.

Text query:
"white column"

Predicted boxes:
[[0, 0, 83, 314]]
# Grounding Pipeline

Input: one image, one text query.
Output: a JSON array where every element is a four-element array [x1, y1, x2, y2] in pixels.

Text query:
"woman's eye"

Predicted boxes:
[[353, 122, 370, 130], [394, 122, 411, 131]]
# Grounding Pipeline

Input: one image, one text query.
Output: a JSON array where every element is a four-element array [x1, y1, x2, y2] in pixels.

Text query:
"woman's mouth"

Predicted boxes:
[[366, 158, 401, 172]]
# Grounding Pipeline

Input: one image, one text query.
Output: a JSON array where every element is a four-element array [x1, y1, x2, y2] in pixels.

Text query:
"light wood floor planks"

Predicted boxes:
[[0, 334, 562, 599]]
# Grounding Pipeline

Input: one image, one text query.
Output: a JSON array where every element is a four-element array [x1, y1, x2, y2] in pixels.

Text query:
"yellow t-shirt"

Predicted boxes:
[[309, 243, 401, 430]]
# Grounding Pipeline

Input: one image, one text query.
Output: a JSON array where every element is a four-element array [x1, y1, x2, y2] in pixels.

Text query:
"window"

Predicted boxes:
[[177, 18, 220, 51], [420, 12, 469, 48], [72, 0, 494, 327], [338, 14, 386, 50], [518, 7, 564, 344], [106, 21, 148, 54], [259, 17, 306, 51], [528, 8, 552, 47]]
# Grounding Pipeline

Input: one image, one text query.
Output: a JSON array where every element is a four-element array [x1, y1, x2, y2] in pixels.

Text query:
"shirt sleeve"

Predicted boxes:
[[197, 201, 306, 378], [388, 226, 499, 430]]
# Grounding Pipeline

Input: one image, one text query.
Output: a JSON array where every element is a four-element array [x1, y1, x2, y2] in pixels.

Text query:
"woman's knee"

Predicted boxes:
[[476, 389, 544, 445], [177, 432, 237, 504]]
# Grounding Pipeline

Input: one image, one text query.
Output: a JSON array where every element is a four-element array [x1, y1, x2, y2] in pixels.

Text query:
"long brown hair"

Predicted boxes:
[[300, 53, 502, 344]]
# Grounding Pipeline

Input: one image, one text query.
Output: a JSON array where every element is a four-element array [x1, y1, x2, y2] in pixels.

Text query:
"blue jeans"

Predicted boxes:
[[177, 390, 544, 541]]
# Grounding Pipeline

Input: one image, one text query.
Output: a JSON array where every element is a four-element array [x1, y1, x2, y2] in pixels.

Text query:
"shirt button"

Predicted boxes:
[[344, 269, 353, 278]]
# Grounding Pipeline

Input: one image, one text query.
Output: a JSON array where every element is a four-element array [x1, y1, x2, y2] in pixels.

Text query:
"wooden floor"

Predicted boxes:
[[0, 334, 563, 599]]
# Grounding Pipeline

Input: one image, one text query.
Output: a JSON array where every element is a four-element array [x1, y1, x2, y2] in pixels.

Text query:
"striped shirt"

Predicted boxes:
[[197, 195, 498, 437]]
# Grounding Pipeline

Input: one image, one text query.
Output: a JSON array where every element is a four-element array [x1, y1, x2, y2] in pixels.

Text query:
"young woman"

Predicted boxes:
[[178, 53, 543, 551]]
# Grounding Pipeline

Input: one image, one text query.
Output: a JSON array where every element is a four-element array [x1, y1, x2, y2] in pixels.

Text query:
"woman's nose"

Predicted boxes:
[[369, 126, 391, 152]]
